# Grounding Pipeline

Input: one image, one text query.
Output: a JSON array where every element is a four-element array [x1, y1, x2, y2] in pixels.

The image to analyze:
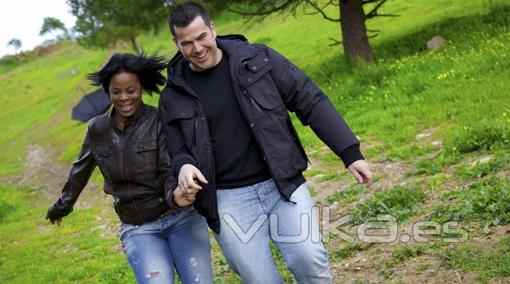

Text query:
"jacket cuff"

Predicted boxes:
[[164, 187, 183, 210], [339, 144, 364, 167]]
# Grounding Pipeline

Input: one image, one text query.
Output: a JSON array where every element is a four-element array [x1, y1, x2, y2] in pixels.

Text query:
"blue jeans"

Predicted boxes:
[[120, 206, 213, 284], [215, 179, 332, 284]]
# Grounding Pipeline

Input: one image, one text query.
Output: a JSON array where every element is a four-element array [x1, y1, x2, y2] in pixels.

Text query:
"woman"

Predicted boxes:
[[46, 53, 213, 284]]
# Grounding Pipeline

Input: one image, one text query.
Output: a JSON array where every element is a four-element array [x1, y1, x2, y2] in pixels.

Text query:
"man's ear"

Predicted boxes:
[[210, 22, 217, 39], [173, 37, 179, 48]]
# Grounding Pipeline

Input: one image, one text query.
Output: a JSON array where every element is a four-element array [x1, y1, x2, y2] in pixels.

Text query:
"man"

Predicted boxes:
[[159, 2, 372, 283]]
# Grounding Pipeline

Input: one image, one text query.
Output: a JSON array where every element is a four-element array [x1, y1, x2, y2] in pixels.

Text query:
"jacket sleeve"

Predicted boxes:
[[158, 90, 198, 176], [156, 117, 181, 209], [47, 126, 97, 220], [266, 46, 364, 166]]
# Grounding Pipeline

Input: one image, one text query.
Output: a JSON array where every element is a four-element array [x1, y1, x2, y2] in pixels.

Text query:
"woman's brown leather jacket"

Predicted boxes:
[[47, 104, 179, 225]]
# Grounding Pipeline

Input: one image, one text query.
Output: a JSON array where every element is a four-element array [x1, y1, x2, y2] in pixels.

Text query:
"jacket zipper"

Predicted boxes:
[[247, 91, 262, 112], [120, 129, 144, 223], [193, 110, 198, 146]]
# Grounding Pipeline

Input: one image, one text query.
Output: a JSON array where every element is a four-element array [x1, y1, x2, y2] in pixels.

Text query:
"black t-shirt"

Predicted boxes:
[[184, 54, 271, 188]]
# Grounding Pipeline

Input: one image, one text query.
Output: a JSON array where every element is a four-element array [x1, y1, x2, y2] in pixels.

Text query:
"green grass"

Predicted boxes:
[[0, 185, 134, 283], [326, 184, 367, 205], [441, 237, 510, 283], [430, 176, 510, 227], [352, 185, 426, 224], [393, 244, 428, 262], [378, 244, 428, 278], [329, 241, 367, 261], [455, 152, 510, 179]]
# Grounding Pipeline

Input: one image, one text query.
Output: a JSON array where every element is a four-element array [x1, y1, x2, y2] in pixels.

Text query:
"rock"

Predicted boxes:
[[416, 133, 431, 140], [432, 140, 443, 147], [427, 36, 448, 50]]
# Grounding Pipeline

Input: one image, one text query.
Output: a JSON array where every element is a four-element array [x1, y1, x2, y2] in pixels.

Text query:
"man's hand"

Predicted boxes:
[[347, 160, 373, 185], [178, 164, 208, 193], [172, 185, 197, 207]]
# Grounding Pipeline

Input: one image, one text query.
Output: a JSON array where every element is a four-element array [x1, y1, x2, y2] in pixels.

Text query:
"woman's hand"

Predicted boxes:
[[172, 185, 198, 207], [46, 206, 63, 225]]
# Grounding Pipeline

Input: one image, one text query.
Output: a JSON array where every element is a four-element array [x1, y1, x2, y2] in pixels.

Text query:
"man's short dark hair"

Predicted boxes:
[[169, 2, 212, 37], [88, 53, 167, 96]]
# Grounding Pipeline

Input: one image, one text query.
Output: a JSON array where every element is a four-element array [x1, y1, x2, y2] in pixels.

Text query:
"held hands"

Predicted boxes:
[[347, 160, 373, 185], [178, 164, 208, 191], [172, 185, 198, 207], [174, 164, 208, 207]]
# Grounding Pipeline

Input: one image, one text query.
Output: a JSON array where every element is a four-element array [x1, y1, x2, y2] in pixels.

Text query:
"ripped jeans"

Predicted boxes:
[[120, 206, 213, 284]]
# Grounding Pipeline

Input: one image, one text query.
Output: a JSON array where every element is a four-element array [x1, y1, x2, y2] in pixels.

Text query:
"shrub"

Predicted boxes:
[[352, 186, 426, 223]]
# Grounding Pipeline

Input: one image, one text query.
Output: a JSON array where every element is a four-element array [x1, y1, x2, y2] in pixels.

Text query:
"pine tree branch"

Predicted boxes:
[[304, 0, 340, 22]]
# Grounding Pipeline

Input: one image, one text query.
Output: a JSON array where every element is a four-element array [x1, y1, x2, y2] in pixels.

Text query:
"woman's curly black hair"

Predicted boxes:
[[88, 53, 167, 95]]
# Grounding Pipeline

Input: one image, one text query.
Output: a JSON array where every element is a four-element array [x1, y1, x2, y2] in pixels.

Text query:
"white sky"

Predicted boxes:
[[0, 0, 76, 57]]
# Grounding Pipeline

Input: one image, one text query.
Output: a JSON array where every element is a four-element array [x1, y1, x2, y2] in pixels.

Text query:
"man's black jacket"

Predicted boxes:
[[47, 105, 179, 225], [159, 35, 361, 233]]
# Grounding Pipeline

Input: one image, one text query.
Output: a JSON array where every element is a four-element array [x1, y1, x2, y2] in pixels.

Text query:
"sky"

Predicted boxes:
[[0, 0, 76, 57]]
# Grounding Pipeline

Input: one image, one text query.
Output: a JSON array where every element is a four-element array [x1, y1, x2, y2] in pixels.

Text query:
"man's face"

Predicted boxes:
[[173, 16, 221, 72]]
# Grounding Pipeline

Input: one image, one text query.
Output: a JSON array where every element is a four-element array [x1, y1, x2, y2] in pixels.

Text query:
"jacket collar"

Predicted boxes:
[[166, 34, 256, 87], [109, 103, 146, 131]]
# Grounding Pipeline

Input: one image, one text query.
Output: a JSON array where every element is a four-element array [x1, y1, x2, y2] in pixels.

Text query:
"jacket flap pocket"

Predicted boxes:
[[134, 140, 157, 152], [240, 59, 273, 88], [245, 55, 271, 74], [165, 111, 194, 123], [161, 96, 195, 123]]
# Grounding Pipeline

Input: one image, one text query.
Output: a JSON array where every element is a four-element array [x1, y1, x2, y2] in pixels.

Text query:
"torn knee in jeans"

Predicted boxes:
[[145, 270, 161, 279]]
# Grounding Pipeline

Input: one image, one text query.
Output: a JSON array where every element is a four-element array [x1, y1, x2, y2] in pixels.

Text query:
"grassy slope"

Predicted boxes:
[[0, 0, 509, 282]]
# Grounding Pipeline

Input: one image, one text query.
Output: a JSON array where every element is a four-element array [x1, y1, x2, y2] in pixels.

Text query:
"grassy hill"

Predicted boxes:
[[1, 0, 509, 282]]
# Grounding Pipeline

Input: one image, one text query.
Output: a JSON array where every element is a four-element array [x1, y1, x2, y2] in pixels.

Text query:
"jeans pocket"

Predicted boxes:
[[119, 223, 137, 247], [289, 183, 309, 204]]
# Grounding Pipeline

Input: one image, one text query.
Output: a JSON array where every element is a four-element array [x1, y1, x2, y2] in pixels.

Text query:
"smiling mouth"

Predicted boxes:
[[119, 104, 133, 112], [194, 51, 208, 61]]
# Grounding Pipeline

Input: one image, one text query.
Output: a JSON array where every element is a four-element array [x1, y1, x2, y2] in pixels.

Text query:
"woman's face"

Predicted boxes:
[[108, 72, 143, 121]]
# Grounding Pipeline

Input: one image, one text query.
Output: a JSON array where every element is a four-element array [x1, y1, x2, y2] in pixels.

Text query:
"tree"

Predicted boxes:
[[228, 0, 396, 65], [7, 38, 22, 51], [67, 0, 171, 54], [40, 17, 69, 39]]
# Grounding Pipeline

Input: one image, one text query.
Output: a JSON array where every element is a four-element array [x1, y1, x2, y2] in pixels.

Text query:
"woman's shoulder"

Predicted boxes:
[[143, 104, 158, 113], [87, 112, 111, 136], [142, 104, 160, 121]]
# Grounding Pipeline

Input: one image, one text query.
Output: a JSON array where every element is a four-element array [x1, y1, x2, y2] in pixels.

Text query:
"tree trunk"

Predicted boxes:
[[129, 35, 140, 55], [339, 0, 375, 65]]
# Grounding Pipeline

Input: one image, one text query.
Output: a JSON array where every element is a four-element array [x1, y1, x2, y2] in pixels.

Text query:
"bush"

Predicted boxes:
[[352, 186, 426, 223], [445, 121, 510, 155], [430, 176, 510, 226]]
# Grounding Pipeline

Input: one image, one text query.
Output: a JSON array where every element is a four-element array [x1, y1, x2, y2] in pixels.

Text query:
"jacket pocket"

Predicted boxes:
[[166, 111, 196, 148], [131, 139, 158, 170], [133, 139, 157, 153]]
